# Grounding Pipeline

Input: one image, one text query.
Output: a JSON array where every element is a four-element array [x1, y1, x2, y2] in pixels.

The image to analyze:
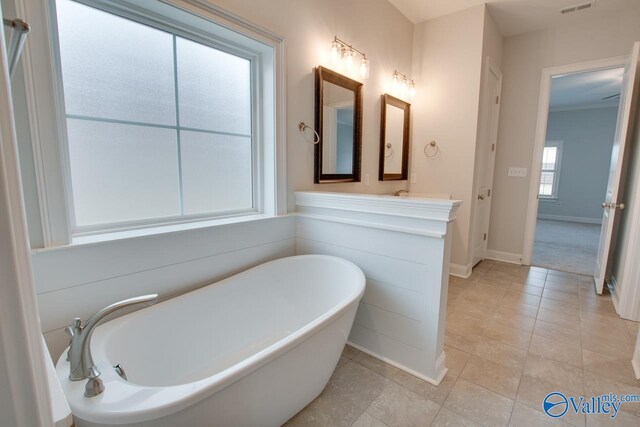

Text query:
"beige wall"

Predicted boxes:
[[409, 6, 484, 269], [198, 0, 415, 211], [410, 5, 502, 271], [480, 9, 503, 69], [488, 9, 640, 257]]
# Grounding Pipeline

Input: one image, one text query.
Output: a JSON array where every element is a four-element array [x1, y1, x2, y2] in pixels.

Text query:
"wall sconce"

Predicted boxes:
[[391, 70, 415, 101], [329, 36, 369, 80]]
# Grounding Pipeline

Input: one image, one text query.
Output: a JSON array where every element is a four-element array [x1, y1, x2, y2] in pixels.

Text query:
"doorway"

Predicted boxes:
[[531, 68, 623, 274], [523, 44, 640, 294]]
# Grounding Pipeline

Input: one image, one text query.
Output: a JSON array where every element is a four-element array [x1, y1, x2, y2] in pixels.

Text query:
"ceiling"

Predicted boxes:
[[387, 0, 640, 37], [549, 67, 623, 110]]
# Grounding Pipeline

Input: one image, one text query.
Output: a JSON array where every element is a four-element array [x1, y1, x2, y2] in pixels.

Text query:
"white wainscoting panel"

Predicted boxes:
[[295, 191, 461, 384], [35, 216, 296, 359]]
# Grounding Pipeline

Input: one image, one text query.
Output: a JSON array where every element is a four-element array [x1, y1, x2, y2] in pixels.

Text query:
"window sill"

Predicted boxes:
[[538, 197, 558, 202], [32, 213, 276, 252]]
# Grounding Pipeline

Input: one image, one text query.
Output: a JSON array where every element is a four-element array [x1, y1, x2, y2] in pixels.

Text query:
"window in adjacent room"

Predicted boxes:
[[539, 141, 563, 198]]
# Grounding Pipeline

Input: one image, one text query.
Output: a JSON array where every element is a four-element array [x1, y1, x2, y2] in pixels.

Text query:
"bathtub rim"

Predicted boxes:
[[56, 254, 365, 425]]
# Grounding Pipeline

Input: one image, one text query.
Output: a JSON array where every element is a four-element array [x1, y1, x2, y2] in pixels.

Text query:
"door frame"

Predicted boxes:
[[471, 56, 502, 266], [522, 55, 627, 266]]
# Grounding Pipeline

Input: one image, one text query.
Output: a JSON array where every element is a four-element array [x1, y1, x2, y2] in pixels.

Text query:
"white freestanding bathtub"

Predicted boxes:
[[56, 255, 365, 426]]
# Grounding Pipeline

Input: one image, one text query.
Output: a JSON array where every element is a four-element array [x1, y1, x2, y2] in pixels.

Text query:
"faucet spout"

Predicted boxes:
[[67, 294, 158, 382], [394, 189, 409, 196]]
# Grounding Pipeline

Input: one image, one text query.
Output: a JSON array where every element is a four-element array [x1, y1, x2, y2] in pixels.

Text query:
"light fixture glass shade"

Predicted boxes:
[[330, 41, 340, 66], [344, 49, 355, 74], [402, 81, 409, 99], [409, 83, 416, 100], [359, 58, 369, 80]]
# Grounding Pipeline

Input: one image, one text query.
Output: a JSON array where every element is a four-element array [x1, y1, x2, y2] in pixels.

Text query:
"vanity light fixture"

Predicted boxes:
[[329, 36, 369, 80], [391, 70, 415, 101]]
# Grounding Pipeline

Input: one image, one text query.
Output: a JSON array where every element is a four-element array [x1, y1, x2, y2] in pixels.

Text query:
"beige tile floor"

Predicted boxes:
[[286, 260, 640, 427]]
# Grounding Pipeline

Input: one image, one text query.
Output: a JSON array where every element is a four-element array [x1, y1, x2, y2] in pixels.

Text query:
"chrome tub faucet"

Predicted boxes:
[[65, 294, 158, 397]]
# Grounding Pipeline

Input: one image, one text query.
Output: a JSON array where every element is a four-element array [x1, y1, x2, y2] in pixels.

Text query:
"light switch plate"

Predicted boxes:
[[508, 167, 527, 177]]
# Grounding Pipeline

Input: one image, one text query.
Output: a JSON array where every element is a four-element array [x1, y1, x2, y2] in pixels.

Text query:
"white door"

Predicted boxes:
[[594, 42, 640, 294], [473, 59, 503, 265]]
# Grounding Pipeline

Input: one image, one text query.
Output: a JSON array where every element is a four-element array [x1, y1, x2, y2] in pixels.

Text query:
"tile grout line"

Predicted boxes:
[[343, 359, 389, 426]]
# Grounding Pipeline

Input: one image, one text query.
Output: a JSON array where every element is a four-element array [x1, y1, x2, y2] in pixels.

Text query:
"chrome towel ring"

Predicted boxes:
[[298, 122, 320, 144], [385, 143, 394, 158], [424, 141, 440, 158]]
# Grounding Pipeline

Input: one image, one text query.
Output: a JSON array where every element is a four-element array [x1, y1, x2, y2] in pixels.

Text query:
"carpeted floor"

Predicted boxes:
[[532, 219, 601, 275]]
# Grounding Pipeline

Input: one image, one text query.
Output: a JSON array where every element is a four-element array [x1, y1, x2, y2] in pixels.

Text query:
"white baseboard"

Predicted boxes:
[[347, 341, 447, 386], [537, 214, 602, 225], [450, 263, 472, 278], [486, 249, 523, 265]]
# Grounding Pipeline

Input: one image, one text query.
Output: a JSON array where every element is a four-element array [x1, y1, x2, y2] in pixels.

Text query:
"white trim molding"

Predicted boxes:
[[0, 8, 54, 423], [450, 263, 472, 278], [549, 100, 621, 113], [347, 342, 447, 386], [537, 214, 602, 225], [486, 249, 524, 265], [522, 55, 627, 265], [633, 328, 640, 380], [16, 0, 72, 247], [294, 191, 462, 223]]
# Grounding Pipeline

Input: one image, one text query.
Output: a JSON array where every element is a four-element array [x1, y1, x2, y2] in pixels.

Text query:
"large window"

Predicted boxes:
[[54, 0, 265, 233], [539, 141, 563, 199]]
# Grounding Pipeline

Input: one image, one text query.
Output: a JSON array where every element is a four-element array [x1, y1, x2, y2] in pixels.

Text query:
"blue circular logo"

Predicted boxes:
[[543, 392, 568, 418]]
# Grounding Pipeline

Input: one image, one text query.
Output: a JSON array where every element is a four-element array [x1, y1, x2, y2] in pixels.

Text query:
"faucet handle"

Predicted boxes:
[[84, 366, 104, 397], [64, 325, 75, 362], [65, 318, 82, 337], [64, 325, 74, 340]]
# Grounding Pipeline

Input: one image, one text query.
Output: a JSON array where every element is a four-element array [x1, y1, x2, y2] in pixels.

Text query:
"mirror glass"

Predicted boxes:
[[322, 83, 354, 174], [314, 66, 362, 183], [379, 94, 410, 181]]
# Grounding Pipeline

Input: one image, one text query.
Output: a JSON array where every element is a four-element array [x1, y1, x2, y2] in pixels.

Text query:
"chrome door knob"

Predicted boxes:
[[602, 202, 609, 208]]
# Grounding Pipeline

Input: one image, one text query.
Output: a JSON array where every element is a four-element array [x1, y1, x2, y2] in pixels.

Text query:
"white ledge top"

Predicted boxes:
[[294, 191, 462, 222]]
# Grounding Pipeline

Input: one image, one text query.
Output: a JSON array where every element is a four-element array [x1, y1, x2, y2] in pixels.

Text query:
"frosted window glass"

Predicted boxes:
[[177, 37, 251, 135], [56, 0, 176, 125], [67, 119, 180, 226], [180, 131, 252, 215]]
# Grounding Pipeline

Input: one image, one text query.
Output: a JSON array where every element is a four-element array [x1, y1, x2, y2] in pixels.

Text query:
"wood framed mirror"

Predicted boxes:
[[314, 66, 363, 183], [379, 94, 410, 181]]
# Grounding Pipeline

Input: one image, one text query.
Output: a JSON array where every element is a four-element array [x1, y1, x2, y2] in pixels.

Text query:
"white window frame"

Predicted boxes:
[[15, 0, 286, 246], [539, 140, 563, 200]]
